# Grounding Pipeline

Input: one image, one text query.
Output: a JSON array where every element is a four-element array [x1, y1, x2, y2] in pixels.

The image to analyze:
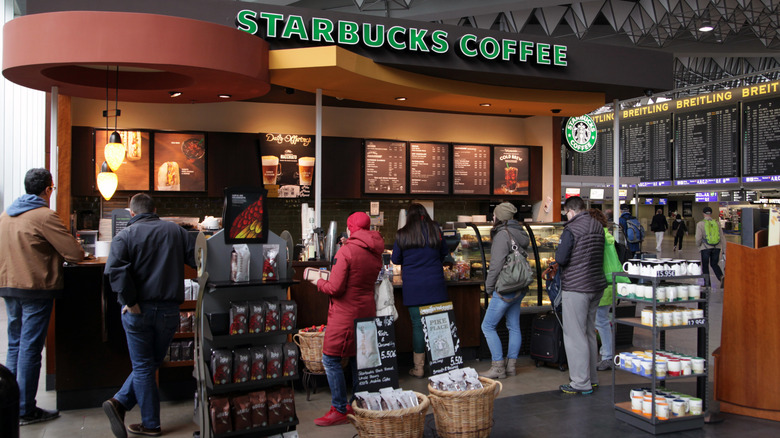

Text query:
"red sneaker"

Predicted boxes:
[[314, 406, 349, 426], [346, 404, 355, 416]]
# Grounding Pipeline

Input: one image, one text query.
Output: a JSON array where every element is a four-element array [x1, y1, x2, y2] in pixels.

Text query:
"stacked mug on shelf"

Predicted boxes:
[[614, 350, 706, 380], [617, 283, 703, 302], [628, 387, 704, 419], [621, 258, 702, 277], [639, 307, 704, 327]]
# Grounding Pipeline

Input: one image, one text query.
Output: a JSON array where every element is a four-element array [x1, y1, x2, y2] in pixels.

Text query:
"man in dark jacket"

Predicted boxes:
[[619, 204, 641, 257], [103, 193, 196, 438], [555, 196, 606, 395], [0, 168, 84, 426], [650, 208, 668, 254]]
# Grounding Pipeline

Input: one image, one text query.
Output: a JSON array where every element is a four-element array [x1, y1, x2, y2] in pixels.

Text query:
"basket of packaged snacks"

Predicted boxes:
[[427, 369, 502, 438], [348, 390, 430, 438], [293, 325, 327, 373]]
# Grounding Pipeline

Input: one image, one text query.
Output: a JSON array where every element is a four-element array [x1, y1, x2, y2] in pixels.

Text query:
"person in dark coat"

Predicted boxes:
[[391, 203, 450, 378], [671, 214, 687, 252], [555, 196, 606, 395], [308, 212, 384, 426], [619, 204, 641, 257], [650, 208, 668, 254]]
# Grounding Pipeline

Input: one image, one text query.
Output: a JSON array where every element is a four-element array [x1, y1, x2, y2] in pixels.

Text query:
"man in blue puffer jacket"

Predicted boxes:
[[555, 196, 606, 395]]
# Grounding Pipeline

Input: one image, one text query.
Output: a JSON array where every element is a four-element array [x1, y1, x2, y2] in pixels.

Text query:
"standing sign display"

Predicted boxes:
[[420, 302, 463, 375], [353, 316, 399, 392], [259, 133, 315, 198]]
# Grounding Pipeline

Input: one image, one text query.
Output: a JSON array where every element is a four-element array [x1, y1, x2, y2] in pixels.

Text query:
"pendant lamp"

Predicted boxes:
[[104, 66, 125, 172], [97, 161, 118, 200]]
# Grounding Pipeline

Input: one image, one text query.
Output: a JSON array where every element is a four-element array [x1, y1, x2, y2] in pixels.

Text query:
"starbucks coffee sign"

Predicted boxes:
[[565, 115, 597, 153]]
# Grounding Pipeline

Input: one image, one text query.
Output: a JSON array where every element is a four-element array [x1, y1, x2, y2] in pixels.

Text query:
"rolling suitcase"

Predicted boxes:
[[530, 311, 567, 371]]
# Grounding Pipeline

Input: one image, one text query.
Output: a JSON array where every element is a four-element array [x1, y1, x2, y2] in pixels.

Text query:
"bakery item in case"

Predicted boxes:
[[157, 161, 180, 191]]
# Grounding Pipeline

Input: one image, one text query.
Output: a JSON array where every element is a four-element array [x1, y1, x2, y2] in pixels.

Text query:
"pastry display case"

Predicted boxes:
[[524, 222, 566, 308]]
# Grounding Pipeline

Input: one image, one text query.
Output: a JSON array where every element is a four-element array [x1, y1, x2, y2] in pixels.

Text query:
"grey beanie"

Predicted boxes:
[[494, 202, 517, 221]]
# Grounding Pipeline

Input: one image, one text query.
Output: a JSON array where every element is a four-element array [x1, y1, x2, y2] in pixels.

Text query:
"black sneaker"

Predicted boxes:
[[103, 398, 127, 438], [19, 407, 60, 426], [559, 384, 593, 395], [127, 423, 162, 437], [597, 359, 613, 371]]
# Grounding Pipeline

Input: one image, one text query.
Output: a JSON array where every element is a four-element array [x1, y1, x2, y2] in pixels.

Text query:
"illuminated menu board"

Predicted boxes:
[[743, 97, 780, 178], [409, 142, 450, 194], [452, 145, 490, 195], [492, 146, 529, 196], [573, 124, 614, 176], [364, 140, 407, 194], [621, 116, 672, 181], [674, 106, 739, 182], [153, 132, 206, 192]]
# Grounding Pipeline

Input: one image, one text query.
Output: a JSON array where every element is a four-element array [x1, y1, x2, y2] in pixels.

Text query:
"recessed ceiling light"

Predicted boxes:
[[698, 24, 714, 32], [395, 97, 407, 101], [218, 94, 231, 99], [480, 103, 491, 107], [169, 91, 182, 98]]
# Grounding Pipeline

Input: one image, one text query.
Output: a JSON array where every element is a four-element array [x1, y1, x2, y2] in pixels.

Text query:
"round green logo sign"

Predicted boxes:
[[565, 115, 597, 153]]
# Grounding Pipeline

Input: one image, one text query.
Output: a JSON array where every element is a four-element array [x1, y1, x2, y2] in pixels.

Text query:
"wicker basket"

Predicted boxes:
[[293, 330, 326, 373], [348, 392, 430, 438], [427, 377, 502, 438]]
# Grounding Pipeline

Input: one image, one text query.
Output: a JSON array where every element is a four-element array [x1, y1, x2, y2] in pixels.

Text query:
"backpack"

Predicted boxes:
[[625, 217, 645, 244], [542, 261, 562, 314], [495, 229, 534, 297], [704, 219, 720, 245]]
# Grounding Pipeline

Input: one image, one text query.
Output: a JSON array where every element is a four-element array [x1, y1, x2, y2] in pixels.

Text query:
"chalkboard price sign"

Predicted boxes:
[[420, 302, 463, 376], [354, 316, 399, 392]]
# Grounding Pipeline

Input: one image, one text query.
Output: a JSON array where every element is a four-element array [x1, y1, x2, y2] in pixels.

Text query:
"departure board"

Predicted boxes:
[[364, 140, 407, 194], [573, 125, 614, 176], [452, 145, 490, 195], [674, 106, 739, 181], [743, 97, 780, 177], [409, 142, 450, 194], [621, 116, 672, 181]]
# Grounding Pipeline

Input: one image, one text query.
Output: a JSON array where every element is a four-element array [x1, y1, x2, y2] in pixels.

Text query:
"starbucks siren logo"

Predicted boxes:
[[565, 115, 597, 153]]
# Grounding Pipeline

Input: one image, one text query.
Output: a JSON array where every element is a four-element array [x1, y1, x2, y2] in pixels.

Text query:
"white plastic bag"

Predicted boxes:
[[374, 276, 398, 322]]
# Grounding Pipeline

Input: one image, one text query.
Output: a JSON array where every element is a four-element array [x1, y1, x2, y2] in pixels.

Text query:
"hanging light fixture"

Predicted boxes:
[[103, 65, 125, 172], [97, 161, 118, 200]]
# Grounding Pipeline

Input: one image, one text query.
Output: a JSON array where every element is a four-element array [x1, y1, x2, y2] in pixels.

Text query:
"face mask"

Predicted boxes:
[[676, 219, 681, 222]]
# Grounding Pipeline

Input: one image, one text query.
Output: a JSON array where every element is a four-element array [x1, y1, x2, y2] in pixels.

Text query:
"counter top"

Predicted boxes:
[[66, 256, 107, 267], [391, 278, 484, 288]]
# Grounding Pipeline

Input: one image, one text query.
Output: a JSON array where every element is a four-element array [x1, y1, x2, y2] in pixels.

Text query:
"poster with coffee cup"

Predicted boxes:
[[493, 146, 530, 196], [259, 133, 315, 198]]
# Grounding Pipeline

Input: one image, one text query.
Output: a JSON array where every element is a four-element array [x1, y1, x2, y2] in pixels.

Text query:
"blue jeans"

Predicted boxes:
[[595, 305, 613, 361], [4, 297, 54, 416], [114, 302, 180, 429], [481, 290, 526, 361], [322, 354, 357, 414]]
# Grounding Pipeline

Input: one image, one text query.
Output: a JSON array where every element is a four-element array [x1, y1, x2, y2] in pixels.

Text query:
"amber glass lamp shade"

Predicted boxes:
[[97, 161, 118, 200], [104, 131, 125, 172]]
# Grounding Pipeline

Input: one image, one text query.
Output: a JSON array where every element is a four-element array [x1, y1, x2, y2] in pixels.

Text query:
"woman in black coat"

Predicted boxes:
[[672, 214, 687, 252]]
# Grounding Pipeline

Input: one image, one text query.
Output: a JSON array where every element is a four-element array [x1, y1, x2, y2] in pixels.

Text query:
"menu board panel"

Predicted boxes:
[[364, 140, 407, 194], [452, 145, 490, 195], [492, 146, 529, 196], [621, 116, 672, 181], [153, 132, 206, 192], [573, 124, 614, 177], [743, 97, 780, 177], [674, 106, 739, 181], [259, 133, 316, 198], [94, 129, 150, 191], [409, 142, 449, 194]]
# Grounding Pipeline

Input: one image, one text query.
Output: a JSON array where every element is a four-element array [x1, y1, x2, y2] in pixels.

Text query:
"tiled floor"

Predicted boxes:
[[2, 233, 762, 437]]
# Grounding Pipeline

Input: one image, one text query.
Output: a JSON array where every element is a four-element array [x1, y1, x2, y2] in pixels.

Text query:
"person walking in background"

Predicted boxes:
[[308, 212, 384, 426], [590, 209, 630, 372], [0, 168, 84, 426], [618, 205, 642, 257], [650, 208, 668, 254], [555, 196, 606, 394], [103, 194, 197, 438], [695, 206, 726, 288], [672, 214, 687, 252], [391, 203, 450, 378], [480, 202, 531, 379]]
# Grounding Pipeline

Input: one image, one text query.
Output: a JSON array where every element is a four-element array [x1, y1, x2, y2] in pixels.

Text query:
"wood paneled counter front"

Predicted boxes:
[[289, 260, 483, 353]]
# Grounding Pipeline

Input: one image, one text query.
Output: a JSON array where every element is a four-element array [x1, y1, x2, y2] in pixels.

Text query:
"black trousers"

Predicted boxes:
[[700, 248, 723, 281]]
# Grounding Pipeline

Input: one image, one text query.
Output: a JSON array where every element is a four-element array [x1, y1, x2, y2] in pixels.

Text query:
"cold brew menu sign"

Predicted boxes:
[[493, 146, 529, 196], [453, 145, 490, 195], [364, 140, 407, 194], [410, 142, 449, 194]]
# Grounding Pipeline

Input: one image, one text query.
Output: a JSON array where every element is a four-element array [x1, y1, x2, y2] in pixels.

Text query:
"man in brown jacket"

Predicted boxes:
[[0, 168, 84, 426]]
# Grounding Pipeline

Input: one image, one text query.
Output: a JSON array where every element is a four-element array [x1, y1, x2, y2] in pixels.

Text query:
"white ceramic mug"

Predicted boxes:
[[689, 285, 701, 299], [677, 285, 689, 300], [689, 398, 703, 415], [657, 402, 670, 420], [655, 361, 667, 378], [691, 357, 706, 374], [667, 286, 677, 301], [667, 359, 681, 376], [672, 399, 685, 416], [623, 259, 642, 275], [632, 395, 643, 413], [642, 399, 653, 417], [681, 358, 693, 375], [687, 260, 702, 275]]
